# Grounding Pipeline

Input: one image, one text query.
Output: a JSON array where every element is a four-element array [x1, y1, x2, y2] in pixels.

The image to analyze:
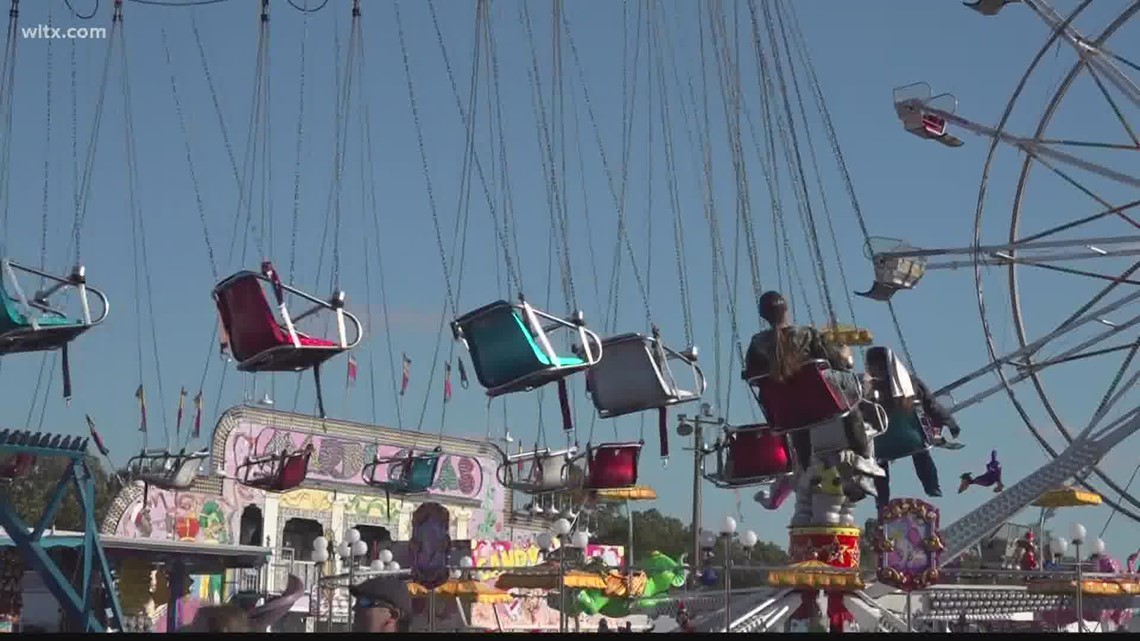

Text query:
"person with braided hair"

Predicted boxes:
[[744, 291, 884, 483]]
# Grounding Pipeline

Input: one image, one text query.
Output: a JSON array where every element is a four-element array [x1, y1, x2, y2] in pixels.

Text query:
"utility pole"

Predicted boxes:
[[678, 403, 724, 588]]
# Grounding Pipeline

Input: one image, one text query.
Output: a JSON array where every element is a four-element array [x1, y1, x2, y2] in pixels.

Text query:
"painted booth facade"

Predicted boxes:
[[100, 406, 626, 631]]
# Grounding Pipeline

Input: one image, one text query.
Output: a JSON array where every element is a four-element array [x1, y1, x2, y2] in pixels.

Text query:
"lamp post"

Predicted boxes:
[[721, 516, 737, 633], [1070, 523, 1086, 633], [678, 403, 723, 588], [551, 518, 573, 633], [311, 537, 329, 631]]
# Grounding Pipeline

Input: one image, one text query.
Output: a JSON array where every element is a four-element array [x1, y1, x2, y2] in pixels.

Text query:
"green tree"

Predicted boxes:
[[6, 455, 115, 531]]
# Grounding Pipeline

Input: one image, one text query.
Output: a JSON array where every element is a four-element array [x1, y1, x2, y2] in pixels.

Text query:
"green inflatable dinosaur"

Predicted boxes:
[[572, 551, 689, 618]]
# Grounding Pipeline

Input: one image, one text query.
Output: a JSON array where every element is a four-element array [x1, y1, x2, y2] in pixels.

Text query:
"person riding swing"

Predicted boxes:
[[744, 291, 885, 483]]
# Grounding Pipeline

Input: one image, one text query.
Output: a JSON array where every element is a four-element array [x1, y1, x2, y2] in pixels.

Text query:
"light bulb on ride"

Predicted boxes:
[[1052, 537, 1068, 556], [722, 516, 737, 535], [553, 518, 572, 536], [370, 559, 384, 571], [459, 556, 475, 569], [1070, 522, 1087, 544], [571, 531, 590, 548], [450, 569, 462, 580], [1091, 538, 1106, 556], [741, 530, 758, 549], [311, 549, 329, 564], [387, 561, 401, 571], [536, 532, 554, 551], [378, 549, 394, 564], [346, 528, 362, 544], [352, 540, 368, 557], [312, 536, 329, 552]]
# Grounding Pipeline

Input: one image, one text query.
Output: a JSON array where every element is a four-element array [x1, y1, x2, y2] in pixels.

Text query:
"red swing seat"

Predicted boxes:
[[213, 263, 362, 372], [745, 359, 855, 435], [237, 444, 314, 493], [584, 442, 642, 490], [706, 424, 793, 488]]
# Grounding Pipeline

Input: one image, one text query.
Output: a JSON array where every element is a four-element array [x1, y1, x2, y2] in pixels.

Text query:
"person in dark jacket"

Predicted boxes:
[[744, 291, 883, 481], [865, 347, 963, 506], [350, 576, 412, 633]]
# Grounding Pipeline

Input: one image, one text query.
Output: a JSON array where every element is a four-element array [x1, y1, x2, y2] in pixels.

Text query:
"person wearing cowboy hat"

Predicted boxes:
[[350, 576, 412, 633]]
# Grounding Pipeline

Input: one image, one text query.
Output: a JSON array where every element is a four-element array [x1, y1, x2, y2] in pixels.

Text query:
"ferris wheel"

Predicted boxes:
[[865, 0, 1140, 530]]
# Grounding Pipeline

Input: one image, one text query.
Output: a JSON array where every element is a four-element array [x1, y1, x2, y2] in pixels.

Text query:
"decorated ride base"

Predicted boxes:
[[778, 526, 864, 632]]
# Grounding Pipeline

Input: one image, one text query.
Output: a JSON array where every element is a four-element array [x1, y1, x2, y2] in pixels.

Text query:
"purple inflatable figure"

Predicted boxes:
[[958, 450, 1004, 494]]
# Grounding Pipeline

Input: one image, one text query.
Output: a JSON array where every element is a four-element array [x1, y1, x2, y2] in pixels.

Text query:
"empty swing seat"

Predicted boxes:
[[451, 298, 602, 398], [238, 445, 314, 493], [706, 424, 793, 488], [213, 264, 362, 373], [586, 333, 705, 419], [127, 449, 209, 490], [363, 448, 441, 494], [0, 260, 108, 354], [584, 442, 642, 490], [495, 446, 579, 494], [875, 407, 934, 462], [745, 359, 855, 435]]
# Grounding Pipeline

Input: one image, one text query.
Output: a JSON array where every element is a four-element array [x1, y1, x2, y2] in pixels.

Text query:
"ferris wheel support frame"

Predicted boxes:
[[969, 0, 1140, 522], [873, 0, 1140, 523]]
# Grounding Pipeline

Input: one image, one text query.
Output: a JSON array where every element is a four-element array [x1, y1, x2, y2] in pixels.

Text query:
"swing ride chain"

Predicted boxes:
[[417, 0, 517, 311], [781, 0, 918, 368], [648, 11, 695, 347], [520, 0, 578, 313], [756, 0, 837, 325], [561, 10, 655, 329], [287, 1, 311, 284]]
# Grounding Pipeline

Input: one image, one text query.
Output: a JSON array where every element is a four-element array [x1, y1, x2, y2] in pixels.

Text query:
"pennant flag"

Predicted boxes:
[[457, 358, 469, 389], [86, 415, 110, 457], [347, 355, 358, 387], [135, 384, 148, 433], [176, 387, 187, 434], [192, 391, 204, 438], [402, 354, 412, 393], [443, 361, 453, 403]]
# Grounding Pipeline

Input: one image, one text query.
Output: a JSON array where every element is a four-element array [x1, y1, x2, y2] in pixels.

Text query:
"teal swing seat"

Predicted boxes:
[[451, 297, 602, 397], [0, 259, 108, 400], [0, 260, 107, 354], [874, 406, 933, 462], [363, 447, 442, 495]]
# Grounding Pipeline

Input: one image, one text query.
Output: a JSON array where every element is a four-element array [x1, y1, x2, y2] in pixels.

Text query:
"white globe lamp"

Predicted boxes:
[[345, 528, 362, 544], [312, 536, 328, 552], [370, 559, 384, 571], [722, 516, 737, 535], [378, 549, 394, 564], [1070, 522, 1087, 544], [387, 561, 401, 571], [311, 548, 329, 563], [571, 531, 589, 548], [553, 518, 572, 536], [741, 530, 758, 549], [352, 540, 368, 557], [536, 532, 554, 551]]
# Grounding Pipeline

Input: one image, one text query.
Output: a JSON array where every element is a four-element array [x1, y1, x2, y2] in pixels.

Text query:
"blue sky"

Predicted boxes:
[[2, 0, 1138, 553]]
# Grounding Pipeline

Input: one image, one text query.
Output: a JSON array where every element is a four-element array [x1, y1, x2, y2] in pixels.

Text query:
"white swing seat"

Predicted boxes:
[[127, 448, 208, 490], [494, 445, 580, 494], [586, 333, 706, 419], [451, 297, 603, 398], [704, 424, 793, 488], [809, 401, 888, 456]]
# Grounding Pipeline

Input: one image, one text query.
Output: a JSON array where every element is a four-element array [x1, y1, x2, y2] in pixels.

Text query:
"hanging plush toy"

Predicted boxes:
[[958, 450, 1003, 494]]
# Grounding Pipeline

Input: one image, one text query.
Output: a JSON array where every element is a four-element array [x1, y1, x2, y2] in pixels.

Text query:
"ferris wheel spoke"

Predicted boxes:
[[1022, 0, 1140, 110], [1082, 339, 1140, 436], [1018, 198, 1140, 245], [937, 287, 1140, 406], [1082, 62, 1140, 148]]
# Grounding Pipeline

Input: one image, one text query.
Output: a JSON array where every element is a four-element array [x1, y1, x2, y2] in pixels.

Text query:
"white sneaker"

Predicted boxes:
[[853, 456, 886, 478]]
